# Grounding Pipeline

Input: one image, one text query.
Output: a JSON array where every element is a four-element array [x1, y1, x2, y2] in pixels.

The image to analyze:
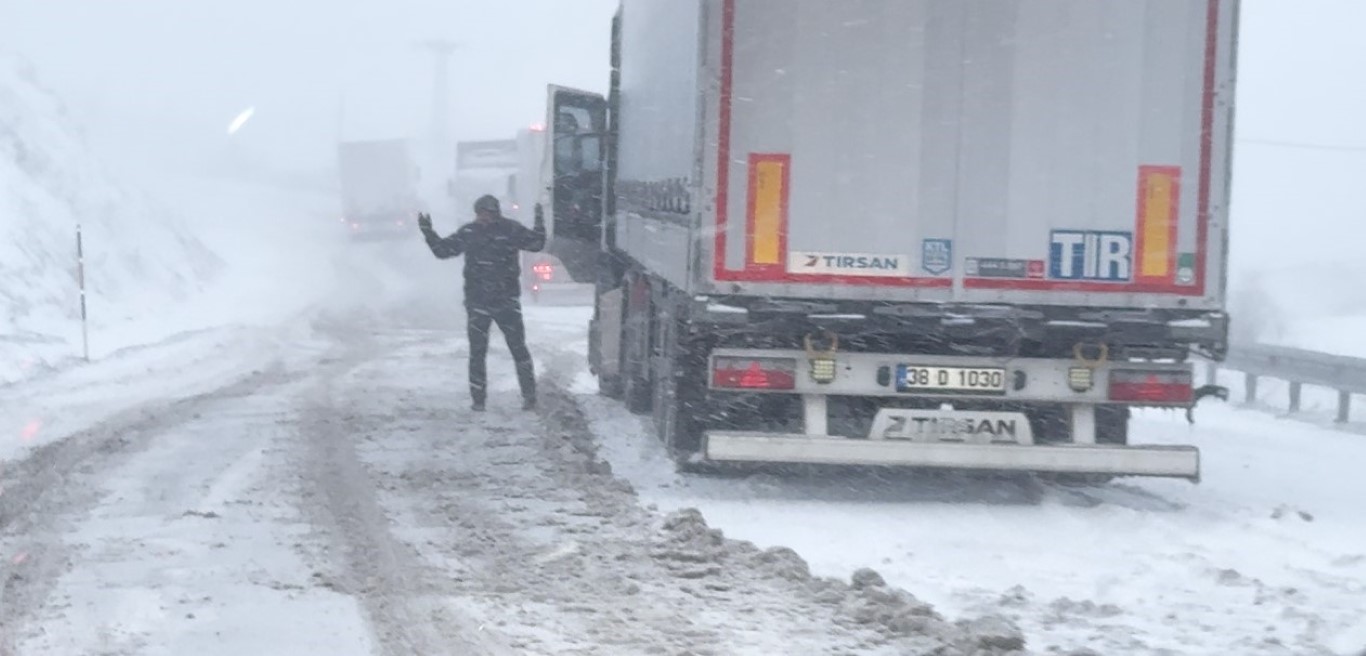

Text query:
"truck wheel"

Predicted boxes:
[[621, 308, 652, 413], [599, 374, 625, 399], [656, 331, 709, 471], [621, 274, 654, 415], [624, 369, 652, 414], [589, 317, 624, 399]]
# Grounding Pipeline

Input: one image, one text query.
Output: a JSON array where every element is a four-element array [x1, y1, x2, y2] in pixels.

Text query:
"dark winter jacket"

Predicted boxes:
[[422, 216, 546, 306]]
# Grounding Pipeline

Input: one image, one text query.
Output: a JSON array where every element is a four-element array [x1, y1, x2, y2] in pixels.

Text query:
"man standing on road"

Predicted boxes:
[[419, 195, 546, 412]]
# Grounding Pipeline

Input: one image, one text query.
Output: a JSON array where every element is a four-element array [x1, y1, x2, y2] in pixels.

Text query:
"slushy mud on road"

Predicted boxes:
[[0, 312, 1029, 656]]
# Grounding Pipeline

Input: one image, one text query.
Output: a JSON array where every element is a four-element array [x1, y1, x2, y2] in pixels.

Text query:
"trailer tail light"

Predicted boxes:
[[532, 262, 554, 281], [712, 356, 797, 391], [1108, 369, 1193, 404]]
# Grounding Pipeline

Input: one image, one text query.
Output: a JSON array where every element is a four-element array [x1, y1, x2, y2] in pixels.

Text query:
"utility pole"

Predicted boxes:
[[416, 39, 459, 205], [417, 39, 459, 155]]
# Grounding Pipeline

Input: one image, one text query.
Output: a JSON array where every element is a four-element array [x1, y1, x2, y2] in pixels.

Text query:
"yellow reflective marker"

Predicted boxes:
[[747, 155, 789, 269]]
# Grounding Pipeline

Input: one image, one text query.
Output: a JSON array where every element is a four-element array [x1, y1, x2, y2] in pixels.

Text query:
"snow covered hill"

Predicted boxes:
[[0, 54, 219, 381]]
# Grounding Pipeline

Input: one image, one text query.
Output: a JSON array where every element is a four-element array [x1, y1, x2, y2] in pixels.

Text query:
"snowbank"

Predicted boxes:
[[0, 54, 219, 382]]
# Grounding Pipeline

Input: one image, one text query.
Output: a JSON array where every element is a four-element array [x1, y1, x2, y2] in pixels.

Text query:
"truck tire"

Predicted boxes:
[[621, 274, 654, 414], [654, 322, 709, 471], [589, 316, 624, 399]]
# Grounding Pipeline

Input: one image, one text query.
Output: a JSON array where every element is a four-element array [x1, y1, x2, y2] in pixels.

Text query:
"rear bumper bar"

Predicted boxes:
[[704, 433, 1200, 481]]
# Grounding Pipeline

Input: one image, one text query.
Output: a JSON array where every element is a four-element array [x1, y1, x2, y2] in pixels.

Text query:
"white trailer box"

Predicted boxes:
[[605, 0, 1235, 311], [337, 139, 421, 240], [452, 139, 519, 212], [545, 0, 1239, 480]]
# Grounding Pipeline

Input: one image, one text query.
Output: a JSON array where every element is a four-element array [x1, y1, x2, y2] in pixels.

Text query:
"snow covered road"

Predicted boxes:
[[3, 238, 1363, 654], [0, 305, 1027, 655]]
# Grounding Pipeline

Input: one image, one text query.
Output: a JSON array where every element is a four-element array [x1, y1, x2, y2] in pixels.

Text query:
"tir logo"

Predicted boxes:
[[1048, 230, 1133, 282]]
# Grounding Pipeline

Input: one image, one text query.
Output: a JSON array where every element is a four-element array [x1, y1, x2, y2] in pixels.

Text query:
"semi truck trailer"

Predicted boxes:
[[542, 0, 1238, 480], [337, 139, 421, 241]]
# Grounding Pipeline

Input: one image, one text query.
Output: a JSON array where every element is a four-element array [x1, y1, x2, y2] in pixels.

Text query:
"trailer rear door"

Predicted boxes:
[[701, 0, 1236, 311]]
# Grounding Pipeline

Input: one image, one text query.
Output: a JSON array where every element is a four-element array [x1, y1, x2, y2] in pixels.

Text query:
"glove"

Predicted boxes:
[[417, 213, 433, 232], [533, 204, 545, 229]]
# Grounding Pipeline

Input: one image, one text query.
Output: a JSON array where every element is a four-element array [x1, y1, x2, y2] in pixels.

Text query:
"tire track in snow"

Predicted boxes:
[[293, 332, 519, 656], [0, 361, 304, 654]]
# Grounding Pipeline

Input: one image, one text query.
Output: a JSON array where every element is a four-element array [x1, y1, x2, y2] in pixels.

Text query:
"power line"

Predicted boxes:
[[1238, 138, 1366, 153]]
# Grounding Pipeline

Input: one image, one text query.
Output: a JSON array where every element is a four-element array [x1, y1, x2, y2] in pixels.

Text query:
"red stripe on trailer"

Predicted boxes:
[[963, 279, 1209, 294], [712, 0, 736, 283], [1193, 0, 1219, 298], [718, 270, 953, 287]]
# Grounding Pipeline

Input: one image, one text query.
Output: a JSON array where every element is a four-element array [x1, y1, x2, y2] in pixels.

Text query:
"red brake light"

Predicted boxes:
[[1108, 370, 1193, 404], [712, 357, 797, 391], [532, 262, 554, 281]]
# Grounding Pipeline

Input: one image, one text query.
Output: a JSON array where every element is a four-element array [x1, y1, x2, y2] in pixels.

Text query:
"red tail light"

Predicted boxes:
[[711, 357, 797, 391], [532, 262, 554, 281], [1108, 369, 1193, 404]]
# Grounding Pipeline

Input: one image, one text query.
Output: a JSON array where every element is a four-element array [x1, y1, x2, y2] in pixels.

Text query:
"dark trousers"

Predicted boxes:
[[467, 302, 536, 404]]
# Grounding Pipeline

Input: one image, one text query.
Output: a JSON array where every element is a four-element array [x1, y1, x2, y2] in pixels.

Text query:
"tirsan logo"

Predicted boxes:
[[789, 252, 910, 278], [804, 254, 900, 270]]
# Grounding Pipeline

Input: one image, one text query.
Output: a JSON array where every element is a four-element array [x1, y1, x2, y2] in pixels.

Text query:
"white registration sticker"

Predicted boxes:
[[896, 365, 1007, 394]]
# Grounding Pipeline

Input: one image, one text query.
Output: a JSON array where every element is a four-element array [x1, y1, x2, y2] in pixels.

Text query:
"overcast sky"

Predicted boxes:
[[1, 0, 1364, 278], [0, 0, 619, 173]]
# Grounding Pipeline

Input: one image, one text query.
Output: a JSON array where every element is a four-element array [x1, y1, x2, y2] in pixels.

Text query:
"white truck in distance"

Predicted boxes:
[[541, 0, 1238, 480], [337, 139, 421, 241]]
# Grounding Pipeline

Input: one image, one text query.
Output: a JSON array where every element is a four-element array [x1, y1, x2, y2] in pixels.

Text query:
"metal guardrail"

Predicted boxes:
[[1212, 343, 1366, 423]]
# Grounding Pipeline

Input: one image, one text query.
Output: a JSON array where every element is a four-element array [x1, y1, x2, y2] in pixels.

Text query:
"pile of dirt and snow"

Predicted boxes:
[[0, 53, 218, 380], [653, 507, 1028, 655]]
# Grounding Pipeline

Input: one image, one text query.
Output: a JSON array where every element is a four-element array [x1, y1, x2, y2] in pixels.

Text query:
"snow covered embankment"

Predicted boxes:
[[0, 54, 218, 382]]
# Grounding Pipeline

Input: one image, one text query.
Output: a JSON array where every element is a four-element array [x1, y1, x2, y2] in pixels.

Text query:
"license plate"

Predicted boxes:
[[896, 365, 1007, 394]]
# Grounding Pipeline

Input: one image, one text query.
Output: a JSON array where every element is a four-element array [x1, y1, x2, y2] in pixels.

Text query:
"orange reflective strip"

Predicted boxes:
[[746, 154, 790, 270], [1136, 166, 1181, 282]]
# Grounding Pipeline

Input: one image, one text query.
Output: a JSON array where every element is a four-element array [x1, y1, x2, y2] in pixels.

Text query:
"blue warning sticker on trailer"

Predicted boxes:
[[921, 239, 952, 275], [1048, 231, 1133, 282]]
